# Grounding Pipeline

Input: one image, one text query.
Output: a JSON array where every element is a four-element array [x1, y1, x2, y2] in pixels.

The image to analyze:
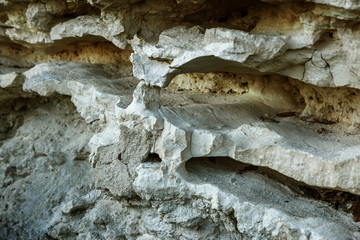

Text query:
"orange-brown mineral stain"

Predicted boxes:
[[352, 201, 360, 222], [260, 116, 279, 123]]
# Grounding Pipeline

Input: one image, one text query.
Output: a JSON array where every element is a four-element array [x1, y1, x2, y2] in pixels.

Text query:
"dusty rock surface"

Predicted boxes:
[[1, 0, 360, 239]]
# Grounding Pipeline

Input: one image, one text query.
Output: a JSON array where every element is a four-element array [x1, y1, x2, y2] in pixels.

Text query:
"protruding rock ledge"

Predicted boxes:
[[124, 75, 360, 195], [50, 15, 127, 49], [23, 62, 138, 124], [131, 26, 360, 89]]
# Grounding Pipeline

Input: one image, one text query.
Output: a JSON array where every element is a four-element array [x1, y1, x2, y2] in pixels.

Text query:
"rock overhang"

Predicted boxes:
[[1, 0, 360, 239]]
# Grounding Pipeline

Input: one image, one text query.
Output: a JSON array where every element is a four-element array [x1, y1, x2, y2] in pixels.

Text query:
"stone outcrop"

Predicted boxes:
[[1, 0, 360, 239]]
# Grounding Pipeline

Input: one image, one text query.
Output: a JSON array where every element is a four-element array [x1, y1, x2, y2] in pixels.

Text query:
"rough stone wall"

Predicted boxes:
[[1, 0, 360, 239]]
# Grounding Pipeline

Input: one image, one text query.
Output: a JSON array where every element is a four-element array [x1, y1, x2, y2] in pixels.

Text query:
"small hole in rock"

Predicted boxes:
[[145, 153, 162, 163], [117, 153, 122, 161]]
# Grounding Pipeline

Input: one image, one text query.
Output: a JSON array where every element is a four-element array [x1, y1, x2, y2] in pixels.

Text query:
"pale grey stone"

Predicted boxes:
[[1, 1, 360, 239]]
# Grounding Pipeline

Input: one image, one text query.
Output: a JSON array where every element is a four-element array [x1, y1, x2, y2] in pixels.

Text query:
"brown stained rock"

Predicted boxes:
[[352, 201, 360, 222], [260, 116, 280, 123]]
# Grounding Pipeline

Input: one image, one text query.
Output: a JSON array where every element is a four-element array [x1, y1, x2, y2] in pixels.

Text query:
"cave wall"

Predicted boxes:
[[1, 0, 360, 239]]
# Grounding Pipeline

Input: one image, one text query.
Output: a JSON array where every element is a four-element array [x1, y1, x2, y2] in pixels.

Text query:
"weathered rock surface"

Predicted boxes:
[[1, 0, 360, 239]]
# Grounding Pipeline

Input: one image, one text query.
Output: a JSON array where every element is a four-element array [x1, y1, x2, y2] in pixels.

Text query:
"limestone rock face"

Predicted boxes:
[[1, 0, 360, 239]]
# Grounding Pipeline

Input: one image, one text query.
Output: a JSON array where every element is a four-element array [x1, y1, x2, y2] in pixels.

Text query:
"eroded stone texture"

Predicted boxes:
[[1, 0, 360, 239]]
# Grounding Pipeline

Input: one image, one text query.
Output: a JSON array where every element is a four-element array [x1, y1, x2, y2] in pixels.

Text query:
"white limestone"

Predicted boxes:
[[1, 0, 360, 239], [131, 25, 360, 89], [50, 15, 127, 49]]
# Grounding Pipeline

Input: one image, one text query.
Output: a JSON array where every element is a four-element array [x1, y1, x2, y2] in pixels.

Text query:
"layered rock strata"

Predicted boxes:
[[1, 0, 360, 239]]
